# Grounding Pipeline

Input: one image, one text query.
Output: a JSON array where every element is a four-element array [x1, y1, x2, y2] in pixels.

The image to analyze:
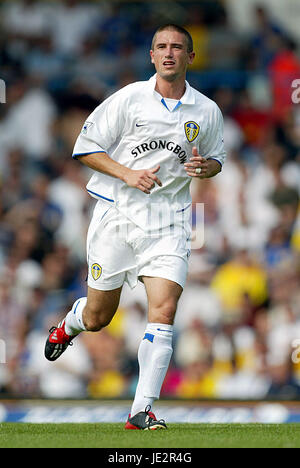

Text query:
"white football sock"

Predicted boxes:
[[64, 297, 87, 336], [130, 323, 173, 417]]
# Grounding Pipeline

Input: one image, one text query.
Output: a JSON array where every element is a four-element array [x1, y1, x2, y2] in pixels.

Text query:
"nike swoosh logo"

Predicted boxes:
[[136, 123, 147, 127]]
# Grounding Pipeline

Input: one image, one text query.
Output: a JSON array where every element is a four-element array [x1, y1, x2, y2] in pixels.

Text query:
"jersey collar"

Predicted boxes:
[[148, 74, 195, 106]]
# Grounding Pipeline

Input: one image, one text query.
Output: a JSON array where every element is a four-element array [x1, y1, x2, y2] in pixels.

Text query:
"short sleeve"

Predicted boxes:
[[72, 90, 126, 159], [199, 103, 226, 167]]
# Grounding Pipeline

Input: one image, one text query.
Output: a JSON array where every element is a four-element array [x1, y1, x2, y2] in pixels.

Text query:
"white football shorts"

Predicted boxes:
[[86, 200, 191, 291]]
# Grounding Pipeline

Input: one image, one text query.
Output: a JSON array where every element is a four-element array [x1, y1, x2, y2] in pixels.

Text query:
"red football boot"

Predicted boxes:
[[44, 320, 75, 361], [125, 405, 167, 430]]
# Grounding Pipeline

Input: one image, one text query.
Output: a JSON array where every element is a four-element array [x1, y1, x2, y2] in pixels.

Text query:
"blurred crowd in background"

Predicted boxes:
[[0, 0, 300, 401]]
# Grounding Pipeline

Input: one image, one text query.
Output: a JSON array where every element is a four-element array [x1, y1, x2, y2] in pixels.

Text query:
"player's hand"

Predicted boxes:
[[184, 147, 221, 179], [123, 165, 162, 194], [184, 147, 208, 178]]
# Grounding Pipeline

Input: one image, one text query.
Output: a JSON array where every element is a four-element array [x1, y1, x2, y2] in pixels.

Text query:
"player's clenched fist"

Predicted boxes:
[[123, 165, 162, 194]]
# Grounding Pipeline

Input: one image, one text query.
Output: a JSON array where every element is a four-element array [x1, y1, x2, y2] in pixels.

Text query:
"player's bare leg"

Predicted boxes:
[[144, 276, 182, 324], [125, 277, 182, 430], [82, 286, 123, 331], [44, 286, 122, 361]]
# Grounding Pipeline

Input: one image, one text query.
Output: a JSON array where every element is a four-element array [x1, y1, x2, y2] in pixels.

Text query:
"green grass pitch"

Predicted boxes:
[[1, 423, 300, 448]]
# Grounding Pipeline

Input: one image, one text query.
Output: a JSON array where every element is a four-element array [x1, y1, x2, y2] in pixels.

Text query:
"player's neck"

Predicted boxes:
[[155, 75, 186, 100]]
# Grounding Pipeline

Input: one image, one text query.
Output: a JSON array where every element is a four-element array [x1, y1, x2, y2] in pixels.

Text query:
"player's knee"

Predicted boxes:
[[84, 314, 112, 332], [149, 299, 177, 324], [83, 306, 114, 332]]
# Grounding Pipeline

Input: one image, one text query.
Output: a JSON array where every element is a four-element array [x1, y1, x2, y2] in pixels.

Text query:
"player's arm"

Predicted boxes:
[[184, 146, 222, 179], [77, 152, 162, 195]]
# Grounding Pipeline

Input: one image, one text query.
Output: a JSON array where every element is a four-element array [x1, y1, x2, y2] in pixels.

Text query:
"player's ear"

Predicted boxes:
[[188, 51, 195, 65], [150, 50, 155, 64]]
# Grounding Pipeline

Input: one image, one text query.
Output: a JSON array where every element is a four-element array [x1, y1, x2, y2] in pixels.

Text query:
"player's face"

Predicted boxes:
[[150, 30, 195, 82]]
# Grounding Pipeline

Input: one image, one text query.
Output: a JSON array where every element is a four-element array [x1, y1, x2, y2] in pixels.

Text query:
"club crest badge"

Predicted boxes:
[[81, 121, 94, 135], [91, 263, 102, 281], [184, 121, 200, 143]]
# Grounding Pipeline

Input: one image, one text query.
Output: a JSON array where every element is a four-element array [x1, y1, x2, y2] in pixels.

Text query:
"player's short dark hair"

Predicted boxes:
[[151, 24, 194, 53]]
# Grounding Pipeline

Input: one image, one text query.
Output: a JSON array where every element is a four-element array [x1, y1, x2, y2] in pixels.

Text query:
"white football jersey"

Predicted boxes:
[[73, 74, 226, 231]]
